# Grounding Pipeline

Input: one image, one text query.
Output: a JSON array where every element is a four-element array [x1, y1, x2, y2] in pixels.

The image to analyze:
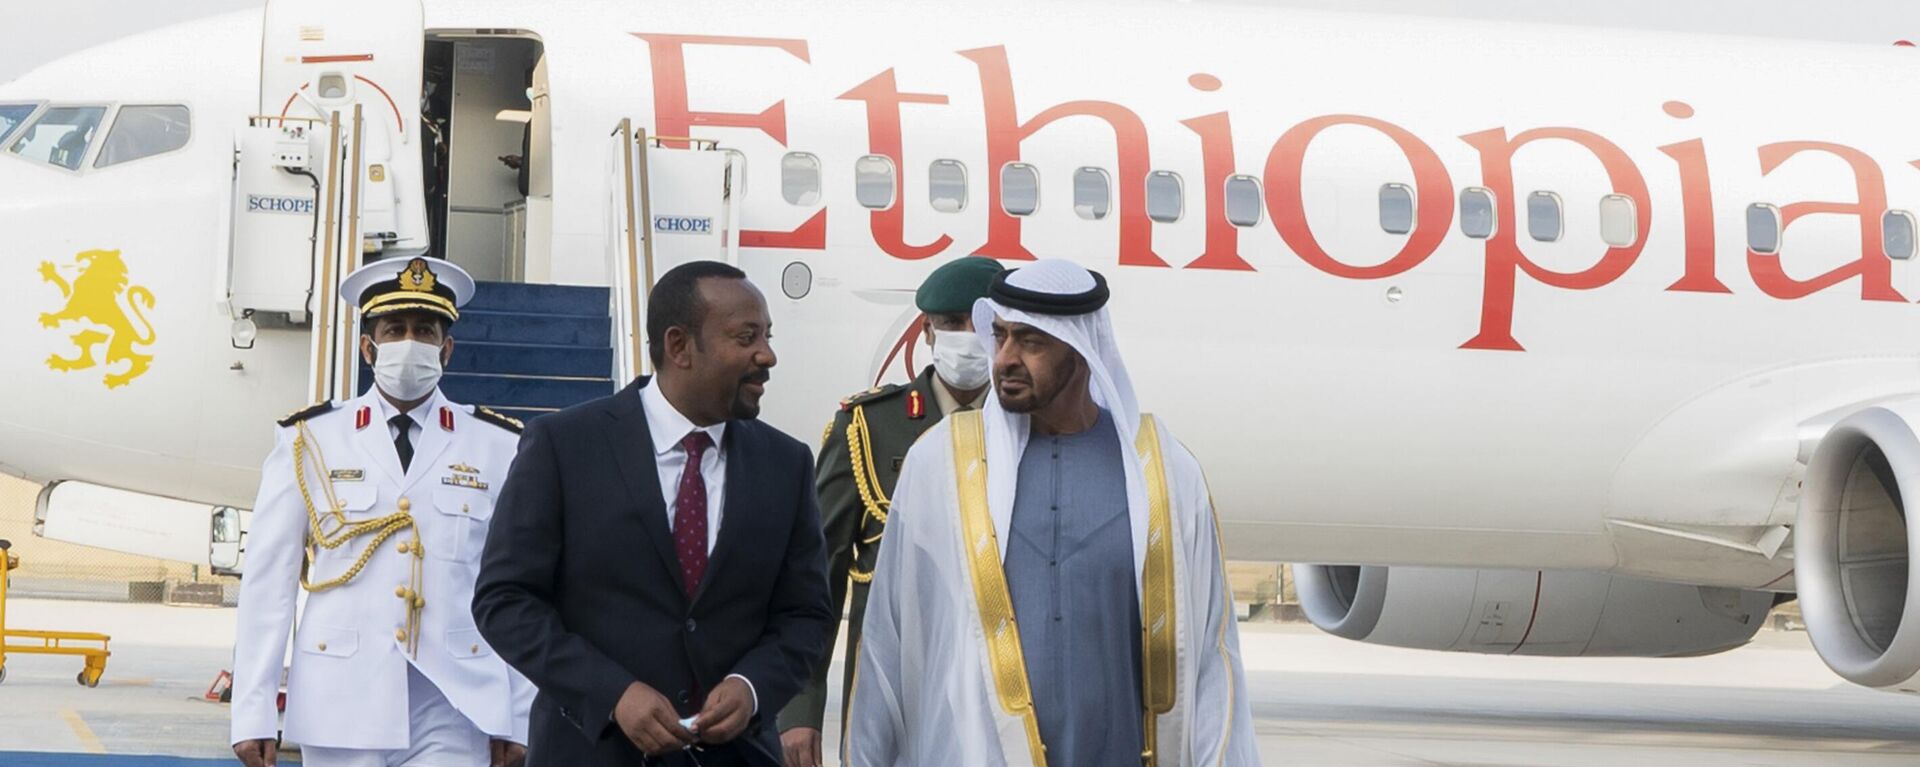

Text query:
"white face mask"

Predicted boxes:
[[373, 340, 444, 401], [930, 328, 991, 390]]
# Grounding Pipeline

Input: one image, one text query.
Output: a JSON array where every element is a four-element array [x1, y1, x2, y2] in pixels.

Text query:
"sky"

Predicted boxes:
[[4, 0, 1920, 84]]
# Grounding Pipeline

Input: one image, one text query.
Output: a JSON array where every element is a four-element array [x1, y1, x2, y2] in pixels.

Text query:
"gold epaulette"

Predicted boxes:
[[277, 401, 336, 427], [473, 406, 525, 434], [838, 383, 905, 411]]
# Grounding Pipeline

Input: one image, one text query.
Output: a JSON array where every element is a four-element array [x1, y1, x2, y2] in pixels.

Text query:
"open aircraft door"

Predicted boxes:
[[607, 121, 743, 382], [229, 0, 427, 403]]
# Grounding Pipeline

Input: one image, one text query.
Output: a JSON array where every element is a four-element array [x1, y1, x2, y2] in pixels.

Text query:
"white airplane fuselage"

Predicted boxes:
[[4, 0, 1918, 595]]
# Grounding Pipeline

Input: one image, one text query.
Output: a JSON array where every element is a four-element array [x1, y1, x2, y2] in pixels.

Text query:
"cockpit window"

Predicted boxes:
[[95, 105, 191, 168], [0, 104, 38, 145], [9, 106, 107, 171]]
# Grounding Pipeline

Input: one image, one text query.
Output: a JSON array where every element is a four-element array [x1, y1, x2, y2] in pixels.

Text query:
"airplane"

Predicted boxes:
[[3, 0, 1920, 698]]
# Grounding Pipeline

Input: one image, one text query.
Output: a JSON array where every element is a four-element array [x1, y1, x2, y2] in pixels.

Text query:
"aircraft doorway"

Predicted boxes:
[[421, 32, 548, 283]]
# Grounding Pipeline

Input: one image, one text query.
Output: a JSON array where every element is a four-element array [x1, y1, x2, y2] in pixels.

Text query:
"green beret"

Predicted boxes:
[[915, 256, 1006, 314]]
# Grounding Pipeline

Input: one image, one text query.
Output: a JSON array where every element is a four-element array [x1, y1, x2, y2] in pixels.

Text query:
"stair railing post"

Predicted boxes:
[[635, 127, 658, 377], [310, 109, 344, 403], [335, 104, 365, 400]]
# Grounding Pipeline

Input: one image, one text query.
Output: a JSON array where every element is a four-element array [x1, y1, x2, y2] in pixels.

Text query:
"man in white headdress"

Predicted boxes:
[[843, 259, 1257, 766]]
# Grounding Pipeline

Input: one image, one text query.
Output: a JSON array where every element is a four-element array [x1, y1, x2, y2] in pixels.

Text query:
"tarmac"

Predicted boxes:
[[1, 598, 1918, 766]]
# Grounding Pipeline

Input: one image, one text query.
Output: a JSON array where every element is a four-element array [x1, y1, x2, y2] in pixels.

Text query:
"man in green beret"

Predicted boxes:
[[777, 256, 1005, 767]]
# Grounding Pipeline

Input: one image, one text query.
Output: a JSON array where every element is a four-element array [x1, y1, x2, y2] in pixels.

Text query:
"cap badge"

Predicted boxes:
[[398, 258, 437, 293]]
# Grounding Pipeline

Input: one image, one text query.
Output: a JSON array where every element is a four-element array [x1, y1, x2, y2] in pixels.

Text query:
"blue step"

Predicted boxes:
[[440, 372, 614, 410], [455, 309, 611, 347], [357, 281, 616, 417], [450, 340, 610, 378], [466, 281, 610, 316]]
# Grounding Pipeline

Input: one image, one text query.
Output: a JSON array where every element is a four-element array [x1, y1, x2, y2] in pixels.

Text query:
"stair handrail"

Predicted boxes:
[[609, 119, 647, 384], [308, 109, 344, 403], [636, 124, 658, 378], [308, 104, 366, 404]]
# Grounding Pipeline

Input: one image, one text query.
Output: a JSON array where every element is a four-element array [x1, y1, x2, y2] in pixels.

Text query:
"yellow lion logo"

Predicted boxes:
[[38, 249, 157, 389]]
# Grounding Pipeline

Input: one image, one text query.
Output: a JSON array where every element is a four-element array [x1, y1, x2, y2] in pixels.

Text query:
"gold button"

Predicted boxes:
[[413, 597, 426, 609], [395, 629, 407, 642], [317, 642, 328, 651], [395, 586, 408, 598], [470, 644, 480, 653], [397, 541, 410, 554], [462, 504, 470, 514], [398, 498, 411, 512]]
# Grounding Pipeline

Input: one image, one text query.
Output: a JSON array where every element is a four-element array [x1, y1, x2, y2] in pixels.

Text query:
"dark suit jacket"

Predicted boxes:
[[473, 378, 835, 766]]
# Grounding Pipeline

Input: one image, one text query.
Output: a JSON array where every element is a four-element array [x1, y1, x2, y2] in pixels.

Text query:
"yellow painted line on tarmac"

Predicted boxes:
[[62, 708, 106, 753]]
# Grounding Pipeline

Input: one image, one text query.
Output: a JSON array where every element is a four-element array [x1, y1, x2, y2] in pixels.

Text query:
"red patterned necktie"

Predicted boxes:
[[672, 431, 714, 599]]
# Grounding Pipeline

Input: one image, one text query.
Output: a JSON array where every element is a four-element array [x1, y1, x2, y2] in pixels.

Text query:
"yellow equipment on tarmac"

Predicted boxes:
[[0, 539, 111, 687]]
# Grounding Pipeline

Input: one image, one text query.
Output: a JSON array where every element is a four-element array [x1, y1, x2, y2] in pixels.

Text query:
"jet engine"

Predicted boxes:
[[1798, 400, 1920, 692], [1294, 564, 1772, 656]]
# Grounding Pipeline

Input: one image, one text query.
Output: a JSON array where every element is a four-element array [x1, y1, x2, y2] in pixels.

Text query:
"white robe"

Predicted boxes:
[[844, 412, 1259, 766]]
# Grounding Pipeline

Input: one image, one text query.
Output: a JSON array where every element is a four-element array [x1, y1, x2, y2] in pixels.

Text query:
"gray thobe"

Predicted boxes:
[[1005, 407, 1143, 765]]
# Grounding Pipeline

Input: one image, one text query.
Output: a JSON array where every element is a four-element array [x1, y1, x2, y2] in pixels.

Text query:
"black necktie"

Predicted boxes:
[[391, 414, 415, 472]]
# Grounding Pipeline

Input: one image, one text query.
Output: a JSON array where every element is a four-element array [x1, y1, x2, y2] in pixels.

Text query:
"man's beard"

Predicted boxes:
[[730, 368, 771, 419], [996, 370, 1055, 414]]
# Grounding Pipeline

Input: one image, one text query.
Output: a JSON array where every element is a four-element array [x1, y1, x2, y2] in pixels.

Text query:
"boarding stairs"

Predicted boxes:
[[355, 281, 614, 423]]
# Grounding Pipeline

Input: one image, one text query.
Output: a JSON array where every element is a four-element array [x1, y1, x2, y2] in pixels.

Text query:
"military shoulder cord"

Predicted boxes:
[[845, 405, 890, 584], [293, 422, 426, 656]]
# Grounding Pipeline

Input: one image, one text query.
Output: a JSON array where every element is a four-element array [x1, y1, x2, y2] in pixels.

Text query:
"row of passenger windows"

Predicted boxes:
[[782, 152, 1649, 245], [0, 103, 192, 172], [785, 152, 1235, 225], [785, 153, 1920, 259]]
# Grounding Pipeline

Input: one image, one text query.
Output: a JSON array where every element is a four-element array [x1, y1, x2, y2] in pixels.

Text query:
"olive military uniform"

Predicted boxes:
[[775, 365, 966, 734], [777, 255, 1004, 742]]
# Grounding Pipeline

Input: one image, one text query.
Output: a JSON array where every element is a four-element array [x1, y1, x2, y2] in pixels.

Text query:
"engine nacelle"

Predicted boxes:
[[1798, 400, 1920, 692], [1295, 564, 1772, 656]]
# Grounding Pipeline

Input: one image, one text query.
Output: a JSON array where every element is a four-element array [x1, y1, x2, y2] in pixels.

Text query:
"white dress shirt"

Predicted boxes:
[[640, 379, 728, 553], [637, 379, 757, 715]]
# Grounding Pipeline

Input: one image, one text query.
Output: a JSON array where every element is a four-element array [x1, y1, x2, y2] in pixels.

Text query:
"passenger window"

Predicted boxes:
[[1379, 183, 1414, 235], [1747, 203, 1781, 255], [1599, 194, 1637, 248], [854, 154, 896, 210], [9, 105, 107, 171], [1460, 187, 1496, 239], [1146, 171, 1183, 223], [929, 159, 967, 213], [1884, 210, 1916, 261], [781, 152, 822, 206], [1001, 163, 1040, 216], [1527, 191, 1562, 242], [95, 105, 190, 168], [0, 104, 38, 145], [1073, 167, 1111, 220], [1225, 175, 1262, 227]]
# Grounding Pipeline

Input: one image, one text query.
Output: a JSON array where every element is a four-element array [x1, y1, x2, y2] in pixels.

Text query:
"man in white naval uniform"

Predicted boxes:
[[232, 256, 534, 767]]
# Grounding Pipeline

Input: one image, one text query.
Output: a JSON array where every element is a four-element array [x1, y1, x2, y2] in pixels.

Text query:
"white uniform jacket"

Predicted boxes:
[[231, 388, 535, 750]]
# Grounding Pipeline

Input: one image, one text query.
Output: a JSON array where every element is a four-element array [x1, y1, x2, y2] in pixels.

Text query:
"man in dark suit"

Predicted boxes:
[[473, 261, 834, 766]]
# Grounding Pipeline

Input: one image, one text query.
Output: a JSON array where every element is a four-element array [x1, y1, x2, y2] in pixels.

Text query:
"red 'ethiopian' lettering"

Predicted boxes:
[[633, 33, 825, 250], [840, 69, 952, 260], [1458, 127, 1651, 352], [1180, 111, 1253, 271], [1748, 142, 1905, 302], [1264, 115, 1455, 279], [961, 45, 1165, 266]]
